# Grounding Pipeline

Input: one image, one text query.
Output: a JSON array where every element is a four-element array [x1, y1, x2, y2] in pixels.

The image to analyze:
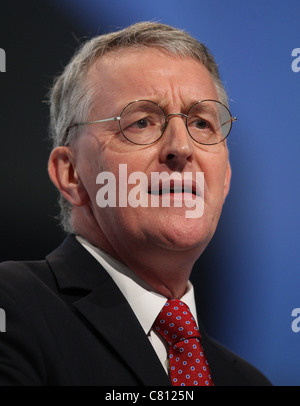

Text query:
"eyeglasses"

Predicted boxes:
[[66, 99, 237, 146]]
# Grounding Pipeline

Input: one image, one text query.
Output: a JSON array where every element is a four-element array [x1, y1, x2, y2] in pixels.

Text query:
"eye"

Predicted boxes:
[[189, 117, 212, 131], [195, 118, 210, 130], [130, 117, 150, 129]]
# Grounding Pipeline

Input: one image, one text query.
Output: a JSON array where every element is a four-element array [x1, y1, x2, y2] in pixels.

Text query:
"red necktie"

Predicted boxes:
[[153, 299, 213, 386]]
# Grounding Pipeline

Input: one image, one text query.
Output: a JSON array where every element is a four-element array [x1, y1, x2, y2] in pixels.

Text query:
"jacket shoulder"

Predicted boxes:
[[0, 259, 57, 294]]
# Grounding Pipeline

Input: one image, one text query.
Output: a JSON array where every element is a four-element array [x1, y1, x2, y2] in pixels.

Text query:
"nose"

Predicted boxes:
[[159, 113, 194, 171]]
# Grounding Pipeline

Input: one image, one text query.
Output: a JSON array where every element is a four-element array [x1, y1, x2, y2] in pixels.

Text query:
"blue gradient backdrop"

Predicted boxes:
[[49, 0, 300, 385]]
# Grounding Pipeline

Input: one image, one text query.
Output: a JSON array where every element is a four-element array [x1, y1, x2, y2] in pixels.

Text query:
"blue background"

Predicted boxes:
[[1, 0, 299, 386]]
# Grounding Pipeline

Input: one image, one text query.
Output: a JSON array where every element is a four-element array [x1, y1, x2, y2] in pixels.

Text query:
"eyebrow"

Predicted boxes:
[[190, 101, 219, 117]]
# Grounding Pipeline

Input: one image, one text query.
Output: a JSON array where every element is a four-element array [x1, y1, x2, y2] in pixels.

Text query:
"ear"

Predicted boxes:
[[48, 147, 88, 206], [223, 160, 232, 202]]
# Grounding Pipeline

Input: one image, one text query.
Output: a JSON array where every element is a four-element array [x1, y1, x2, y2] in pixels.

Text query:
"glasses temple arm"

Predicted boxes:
[[65, 117, 121, 145]]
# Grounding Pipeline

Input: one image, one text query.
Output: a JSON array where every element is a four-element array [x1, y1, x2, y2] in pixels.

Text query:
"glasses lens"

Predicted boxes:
[[187, 100, 232, 145], [120, 100, 165, 145]]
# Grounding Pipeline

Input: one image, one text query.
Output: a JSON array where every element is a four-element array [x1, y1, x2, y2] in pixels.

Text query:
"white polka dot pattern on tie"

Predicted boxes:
[[153, 299, 213, 386]]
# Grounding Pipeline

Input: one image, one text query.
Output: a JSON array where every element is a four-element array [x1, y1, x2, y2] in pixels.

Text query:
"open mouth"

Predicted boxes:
[[148, 179, 200, 197]]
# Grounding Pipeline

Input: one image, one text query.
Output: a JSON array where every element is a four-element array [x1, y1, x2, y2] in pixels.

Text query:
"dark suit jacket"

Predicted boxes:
[[0, 235, 271, 386]]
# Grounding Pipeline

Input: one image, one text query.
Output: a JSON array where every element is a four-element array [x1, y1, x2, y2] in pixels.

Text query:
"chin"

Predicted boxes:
[[147, 213, 214, 253]]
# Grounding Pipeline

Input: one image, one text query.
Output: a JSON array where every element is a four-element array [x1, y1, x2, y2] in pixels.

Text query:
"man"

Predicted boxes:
[[0, 22, 271, 386]]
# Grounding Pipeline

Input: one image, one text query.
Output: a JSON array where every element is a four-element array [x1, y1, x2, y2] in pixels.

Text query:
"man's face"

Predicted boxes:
[[71, 48, 231, 262]]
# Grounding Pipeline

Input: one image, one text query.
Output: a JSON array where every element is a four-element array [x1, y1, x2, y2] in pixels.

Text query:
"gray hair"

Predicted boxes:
[[48, 21, 228, 233]]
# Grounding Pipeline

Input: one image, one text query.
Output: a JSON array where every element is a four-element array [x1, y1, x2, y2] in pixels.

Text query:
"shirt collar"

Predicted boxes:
[[76, 235, 198, 335]]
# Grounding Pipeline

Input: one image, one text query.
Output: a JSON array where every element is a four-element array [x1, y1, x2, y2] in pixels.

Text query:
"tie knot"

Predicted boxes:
[[153, 299, 200, 346]]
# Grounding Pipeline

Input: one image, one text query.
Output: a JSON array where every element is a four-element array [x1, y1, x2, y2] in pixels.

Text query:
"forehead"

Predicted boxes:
[[87, 48, 218, 113]]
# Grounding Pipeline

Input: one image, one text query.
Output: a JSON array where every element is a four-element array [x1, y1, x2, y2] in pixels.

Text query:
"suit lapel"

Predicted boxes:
[[73, 280, 170, 386], [46, 235, 170, 386]]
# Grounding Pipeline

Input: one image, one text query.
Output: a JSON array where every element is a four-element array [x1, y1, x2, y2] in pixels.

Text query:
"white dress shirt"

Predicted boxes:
[[76, 235, 199, 374]]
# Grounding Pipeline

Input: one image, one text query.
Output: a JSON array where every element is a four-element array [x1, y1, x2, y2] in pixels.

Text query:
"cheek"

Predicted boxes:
[[90, 151, 151, 212], [201, 157, 229, 200], [100, 149, 153, 190], [74, 148, 105, 202]]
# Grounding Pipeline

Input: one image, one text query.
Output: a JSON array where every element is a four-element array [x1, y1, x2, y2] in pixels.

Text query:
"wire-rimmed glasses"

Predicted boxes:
[[66, 99, 237, 146]]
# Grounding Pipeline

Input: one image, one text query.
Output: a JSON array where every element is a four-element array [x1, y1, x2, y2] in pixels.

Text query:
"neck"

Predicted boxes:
[[122, 247, 198, 299], [75, 230, 200, 300], [72, 208, 203, 299]]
